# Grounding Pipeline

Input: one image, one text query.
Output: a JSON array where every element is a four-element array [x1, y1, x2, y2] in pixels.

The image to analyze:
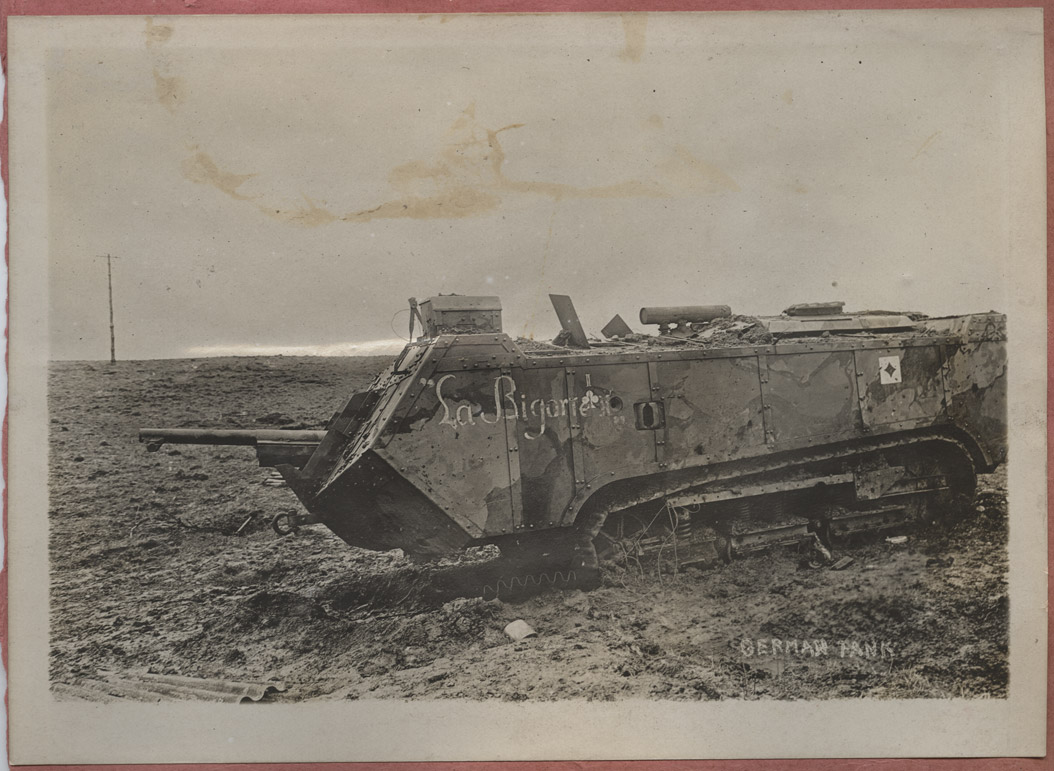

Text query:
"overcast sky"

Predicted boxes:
[[43, 11, 1034, 360]]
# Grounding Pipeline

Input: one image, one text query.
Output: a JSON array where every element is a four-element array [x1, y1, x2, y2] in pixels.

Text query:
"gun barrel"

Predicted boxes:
[[639, 305, 732, 326], [139, 428, 326, 451]]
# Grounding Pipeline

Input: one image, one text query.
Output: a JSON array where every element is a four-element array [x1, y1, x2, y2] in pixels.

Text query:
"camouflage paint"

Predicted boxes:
[[762, 351, 858, 443], [656, 357, 765, 460], [281, 313, 1008, 558], [855, 345, 946, 428]]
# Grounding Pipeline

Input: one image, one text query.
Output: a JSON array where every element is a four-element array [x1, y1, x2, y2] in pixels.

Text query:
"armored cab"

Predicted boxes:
[[142, 294, 1007, 589]]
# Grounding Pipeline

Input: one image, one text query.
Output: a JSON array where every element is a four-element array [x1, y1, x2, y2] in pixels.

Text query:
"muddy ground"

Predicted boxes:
[[49, 357, 1008, 701]]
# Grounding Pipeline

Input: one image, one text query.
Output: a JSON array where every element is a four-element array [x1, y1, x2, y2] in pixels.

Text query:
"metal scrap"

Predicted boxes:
[[601, 313, 634, 339], [504, 619, 538, 641], [53, 671, 287, 703]]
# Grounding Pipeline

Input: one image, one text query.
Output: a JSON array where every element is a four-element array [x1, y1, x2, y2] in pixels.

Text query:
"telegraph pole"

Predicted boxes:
[[105, 254, 116, 364]]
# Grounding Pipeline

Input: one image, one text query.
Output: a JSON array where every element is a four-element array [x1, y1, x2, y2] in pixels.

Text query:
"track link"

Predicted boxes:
[[597, 441, 976, 572]]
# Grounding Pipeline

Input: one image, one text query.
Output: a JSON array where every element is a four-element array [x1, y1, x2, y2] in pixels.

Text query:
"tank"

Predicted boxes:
[[141, 293, 1007, 595]]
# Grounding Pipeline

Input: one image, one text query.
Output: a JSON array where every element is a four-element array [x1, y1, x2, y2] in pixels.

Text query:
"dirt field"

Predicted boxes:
[[49, 357, 1009, 701]]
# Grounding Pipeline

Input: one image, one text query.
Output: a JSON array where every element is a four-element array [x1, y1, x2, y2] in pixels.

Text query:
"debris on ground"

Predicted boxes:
[[503, 620, 537, 641], [52, 671, 286, 703]]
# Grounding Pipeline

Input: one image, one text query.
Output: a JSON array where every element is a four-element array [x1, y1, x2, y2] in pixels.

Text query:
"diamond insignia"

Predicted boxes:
[[878, 355, 902, 385]]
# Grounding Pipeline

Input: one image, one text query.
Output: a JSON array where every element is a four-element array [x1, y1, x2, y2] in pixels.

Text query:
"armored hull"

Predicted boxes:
[[142, 296, 1007, 592]]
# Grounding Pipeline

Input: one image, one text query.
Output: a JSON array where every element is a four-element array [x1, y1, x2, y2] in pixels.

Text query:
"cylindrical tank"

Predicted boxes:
[[639, 305, 732, 325]]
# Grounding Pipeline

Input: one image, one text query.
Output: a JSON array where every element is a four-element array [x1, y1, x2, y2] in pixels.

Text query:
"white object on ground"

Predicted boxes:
[[503, 620, 537, 641]]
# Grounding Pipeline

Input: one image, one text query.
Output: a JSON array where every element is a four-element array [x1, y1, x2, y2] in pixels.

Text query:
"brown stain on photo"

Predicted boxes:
[[268, 195, 339, 227], [619, 14, 648, 63], [153, 70, 185, 112], [343, 106, 677, 222], [144, 17, 173, 47], [346, 187, 499, 222], [180, 104, 738, 226], [342, 107, 512, 222], [913, 130, 941, 160], [181, 151, 342, 226], [782, 90, 794, 105], [181, 150, 255, 200]]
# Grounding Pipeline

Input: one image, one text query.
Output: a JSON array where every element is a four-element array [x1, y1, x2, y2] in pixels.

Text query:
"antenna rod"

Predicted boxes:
[[106, 254, 116, 364]]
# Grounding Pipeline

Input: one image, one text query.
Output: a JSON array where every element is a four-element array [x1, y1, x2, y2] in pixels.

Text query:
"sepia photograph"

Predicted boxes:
[[6, 8, 1046, 763]]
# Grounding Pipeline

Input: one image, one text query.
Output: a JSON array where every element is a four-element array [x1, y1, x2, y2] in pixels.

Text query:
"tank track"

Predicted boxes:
[[422, 439, 977, 601], [594, 439, 977, 573], [484, 533, 600, 601]]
